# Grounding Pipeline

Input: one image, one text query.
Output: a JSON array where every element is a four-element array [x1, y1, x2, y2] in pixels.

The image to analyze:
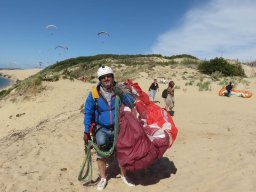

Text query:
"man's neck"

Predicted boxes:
[[101, 86, 112, 93]]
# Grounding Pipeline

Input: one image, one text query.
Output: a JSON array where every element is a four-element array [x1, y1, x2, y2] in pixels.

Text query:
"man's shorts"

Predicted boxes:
[[95, 127, 114, 159]]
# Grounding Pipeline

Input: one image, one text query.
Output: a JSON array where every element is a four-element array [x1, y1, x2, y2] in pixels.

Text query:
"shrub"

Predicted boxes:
[[211, 71, 223, 81], [240, 79, 250, 86], [0, 88, 13, 100], [147, 64, 155, 70], [198, 57, 245, 77], [164, 54, 198, 60], [197, 80, 211, 91], [185, 80, 194, 86], [218, 78, 231, 87], [181, 58, 200, 65], [15, 76, 45, 96]]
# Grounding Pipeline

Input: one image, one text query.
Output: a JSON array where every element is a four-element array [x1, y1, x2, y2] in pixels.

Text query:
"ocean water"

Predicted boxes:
[[0, 77, 11, 90]]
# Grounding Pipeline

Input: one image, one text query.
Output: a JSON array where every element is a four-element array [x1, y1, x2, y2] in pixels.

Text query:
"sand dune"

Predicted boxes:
[[0, 67, 256, 192], [0, 69, 42, 81]]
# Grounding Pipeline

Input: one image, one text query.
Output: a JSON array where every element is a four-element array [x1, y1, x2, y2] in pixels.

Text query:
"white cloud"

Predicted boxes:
[[151, 0, 256, 62]]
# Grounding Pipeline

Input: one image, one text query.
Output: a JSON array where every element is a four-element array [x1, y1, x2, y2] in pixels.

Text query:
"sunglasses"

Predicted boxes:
[[100, 74, 113, 80]]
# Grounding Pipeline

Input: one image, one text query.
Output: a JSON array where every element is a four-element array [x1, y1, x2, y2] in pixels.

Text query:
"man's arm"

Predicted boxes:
[[83, 92, 95, 133], [149, 83, 152, 91]]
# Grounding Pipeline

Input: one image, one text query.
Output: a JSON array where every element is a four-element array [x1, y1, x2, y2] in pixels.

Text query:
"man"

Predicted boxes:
[[148, 79, 159, 101], [83, 66, 134, 191], [225, 82, 233, 97]]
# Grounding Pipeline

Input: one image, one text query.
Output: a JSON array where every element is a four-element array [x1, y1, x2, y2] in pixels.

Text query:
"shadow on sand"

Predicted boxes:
[[106, 157, 177, 186]]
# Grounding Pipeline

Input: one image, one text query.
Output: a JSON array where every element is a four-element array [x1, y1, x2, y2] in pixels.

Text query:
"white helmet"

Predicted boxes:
[[97, 66, 114, 79]]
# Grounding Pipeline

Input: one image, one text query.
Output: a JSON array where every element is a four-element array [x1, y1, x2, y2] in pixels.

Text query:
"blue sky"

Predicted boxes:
[[0, 0, 256, 69]]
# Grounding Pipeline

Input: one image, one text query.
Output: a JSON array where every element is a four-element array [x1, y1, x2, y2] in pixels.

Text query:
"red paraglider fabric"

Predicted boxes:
[[116, 80, 178, 171]]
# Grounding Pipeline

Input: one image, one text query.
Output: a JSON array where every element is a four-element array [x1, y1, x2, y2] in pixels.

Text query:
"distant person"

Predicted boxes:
[[160, 78, 167, 84], [148, 79, 159, 101], [80, 76, 87, 83], [165, 81, 175, 116], [225, 82, 233, 97]]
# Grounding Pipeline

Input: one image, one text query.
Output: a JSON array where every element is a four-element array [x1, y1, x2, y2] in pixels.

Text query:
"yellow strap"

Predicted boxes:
[[91, 87, 99, 99]]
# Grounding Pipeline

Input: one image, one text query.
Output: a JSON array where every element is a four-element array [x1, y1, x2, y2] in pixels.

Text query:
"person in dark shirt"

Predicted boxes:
[[148, 79, 159, 101], [225, 82, 233, 97]]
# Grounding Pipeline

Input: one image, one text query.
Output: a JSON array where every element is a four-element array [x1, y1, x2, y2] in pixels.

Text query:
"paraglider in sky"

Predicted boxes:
[[46, 24, 57, 35], [55, 45, 68, 51], [46, 24, 57, 29], [39, 61, 43, 68], [97, 31, 110, 44], [54, 45, 68, 57], [97, 31, 109, 36]]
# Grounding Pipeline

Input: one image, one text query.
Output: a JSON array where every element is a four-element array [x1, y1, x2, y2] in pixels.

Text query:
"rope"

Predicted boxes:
[[78, 95, 121, 184]]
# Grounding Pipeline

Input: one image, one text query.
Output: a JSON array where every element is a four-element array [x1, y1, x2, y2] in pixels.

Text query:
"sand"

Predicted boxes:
[[0, 66, 256, 192], [0, 69, 42, 81]]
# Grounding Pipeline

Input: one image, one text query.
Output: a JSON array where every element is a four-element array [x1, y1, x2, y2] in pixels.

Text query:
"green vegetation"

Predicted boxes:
[[197, 80, 211, 91], [0, 87, 14, 100], [15, 75, 46, 96], [210, 71, 223, 81], [185, 80, 194, 86], [164, 54, 198, 60], [218, 76, 250, 88], [198, 57, 245, 77], [37, 54, 192, 82], [0, 54, 248, 100], [181, 58, 200, 65]]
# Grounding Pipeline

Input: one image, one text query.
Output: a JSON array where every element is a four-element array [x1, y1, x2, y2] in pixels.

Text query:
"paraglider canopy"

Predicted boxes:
[[97, 31, 109, 36], [46, 24, 57, 35], [46, 24, 57, 29], [55, 45, 68, 50], [39, 61, 43, 68]]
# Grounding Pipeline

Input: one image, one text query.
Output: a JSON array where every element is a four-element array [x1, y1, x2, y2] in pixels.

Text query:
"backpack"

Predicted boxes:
[[88, 87, 99, 141], [162, 89, 168, 98], [91, 86, 99, 106]]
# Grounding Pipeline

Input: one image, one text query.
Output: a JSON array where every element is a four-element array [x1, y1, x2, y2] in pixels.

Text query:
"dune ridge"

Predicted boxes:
[[0, 66, 256, 192]]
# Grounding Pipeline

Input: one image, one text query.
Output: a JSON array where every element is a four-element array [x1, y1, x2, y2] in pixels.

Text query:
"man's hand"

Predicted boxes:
[[83, 132, 91, 144]]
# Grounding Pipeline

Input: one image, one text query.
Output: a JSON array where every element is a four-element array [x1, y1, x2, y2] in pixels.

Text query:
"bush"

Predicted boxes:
[[181, 58, 200, 65], [211, 71, 223, 81], [164, 54, 198, 60], [14, 75, 45, 96], [197, 80, 211, 91], [185, 80, 194, 86], [0, 88, 13, 100], [198, 57, 245, 77]]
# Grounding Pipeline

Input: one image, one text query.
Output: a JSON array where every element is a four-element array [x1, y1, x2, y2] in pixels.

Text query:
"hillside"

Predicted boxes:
[[1, 54, 249, 101], [0, 54, 256, 192]]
